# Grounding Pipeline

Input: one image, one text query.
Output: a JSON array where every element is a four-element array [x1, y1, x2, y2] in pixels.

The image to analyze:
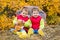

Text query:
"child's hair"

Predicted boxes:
[[21, 7, 28, 12], [32, 7, 39, 13]]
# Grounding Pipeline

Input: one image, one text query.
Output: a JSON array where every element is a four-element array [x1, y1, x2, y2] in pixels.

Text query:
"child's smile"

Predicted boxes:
[[32, 11, 39, 18]]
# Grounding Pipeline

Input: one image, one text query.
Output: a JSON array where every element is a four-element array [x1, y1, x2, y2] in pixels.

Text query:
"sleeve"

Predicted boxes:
[[24, 19, 32, 27], [40, 18, 44, 29]]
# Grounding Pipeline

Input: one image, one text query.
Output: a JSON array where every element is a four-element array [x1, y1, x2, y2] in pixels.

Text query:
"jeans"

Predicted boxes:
[[34, 29, 38, 34]]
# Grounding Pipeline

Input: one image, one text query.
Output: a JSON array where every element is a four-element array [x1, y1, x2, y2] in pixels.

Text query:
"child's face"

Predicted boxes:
[[32, 10, 39, 18], [22, 9, 28, 17]]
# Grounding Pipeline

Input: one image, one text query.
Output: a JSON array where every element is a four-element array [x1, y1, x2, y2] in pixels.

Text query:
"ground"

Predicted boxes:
[[0, 25, 60, 40]]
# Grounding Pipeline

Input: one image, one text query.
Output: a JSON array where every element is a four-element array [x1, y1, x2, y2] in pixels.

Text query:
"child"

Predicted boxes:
[[24, 8, 44, 36], [15, 7, 29, 32], [17, 7, 29, 22]]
